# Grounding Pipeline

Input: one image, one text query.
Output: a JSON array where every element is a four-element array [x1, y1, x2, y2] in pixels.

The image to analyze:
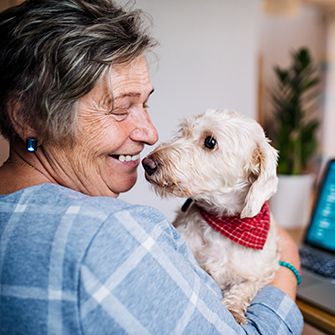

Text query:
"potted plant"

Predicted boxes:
[[267, 47, 321, 228]]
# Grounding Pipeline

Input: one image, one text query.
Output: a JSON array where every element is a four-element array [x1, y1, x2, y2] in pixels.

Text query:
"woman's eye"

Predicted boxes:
[[204, 136, 217, 149], [108, 108, 129, 121], [111, 113, 128, 121]]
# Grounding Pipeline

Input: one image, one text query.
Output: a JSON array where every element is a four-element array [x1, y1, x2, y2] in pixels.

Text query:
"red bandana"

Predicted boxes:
[[199, 202, 270, 250]]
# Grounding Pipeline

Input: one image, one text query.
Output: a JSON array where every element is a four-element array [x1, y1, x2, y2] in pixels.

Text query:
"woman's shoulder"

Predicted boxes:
[[1, 182, 162, 217], [1, 182, 174, 246], [0, 182, 180, 283]]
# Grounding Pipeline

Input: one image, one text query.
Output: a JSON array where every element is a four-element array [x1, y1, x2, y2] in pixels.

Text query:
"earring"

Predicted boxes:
[[25, 137, 38, 152]]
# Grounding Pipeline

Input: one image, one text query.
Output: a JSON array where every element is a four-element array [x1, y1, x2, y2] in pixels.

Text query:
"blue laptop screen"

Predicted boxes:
[[306, 160, 335, 252]]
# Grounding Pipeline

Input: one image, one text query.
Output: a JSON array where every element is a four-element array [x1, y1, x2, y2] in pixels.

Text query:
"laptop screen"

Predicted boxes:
[[305, 159, 335, 253]]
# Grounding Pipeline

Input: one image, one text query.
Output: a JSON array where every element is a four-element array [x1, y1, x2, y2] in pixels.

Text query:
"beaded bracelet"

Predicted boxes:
[[279, 261, 302, 286]]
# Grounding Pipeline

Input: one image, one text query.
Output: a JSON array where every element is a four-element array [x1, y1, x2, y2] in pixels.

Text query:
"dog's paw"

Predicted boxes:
[[222, 300, 247, 325], [229, 308, 247, 325]]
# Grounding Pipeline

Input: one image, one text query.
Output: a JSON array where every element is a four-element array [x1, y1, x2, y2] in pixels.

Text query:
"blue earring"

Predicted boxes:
[[25, 137, 38, 152]]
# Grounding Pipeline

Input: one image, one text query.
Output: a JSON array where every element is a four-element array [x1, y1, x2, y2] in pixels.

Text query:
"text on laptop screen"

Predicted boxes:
[[306, 161, 335, 252]]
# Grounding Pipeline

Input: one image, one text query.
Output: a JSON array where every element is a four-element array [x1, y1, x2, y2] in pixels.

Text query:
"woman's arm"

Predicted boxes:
[[271, 224, 301, 300], [79, 205, 303, 334]]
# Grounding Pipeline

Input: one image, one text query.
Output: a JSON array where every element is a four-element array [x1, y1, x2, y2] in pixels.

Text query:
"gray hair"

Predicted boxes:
[[0, 0, 156, 144]]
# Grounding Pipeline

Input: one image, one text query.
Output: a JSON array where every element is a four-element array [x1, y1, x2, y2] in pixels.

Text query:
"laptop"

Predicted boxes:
[[297, 158, 335, 315]]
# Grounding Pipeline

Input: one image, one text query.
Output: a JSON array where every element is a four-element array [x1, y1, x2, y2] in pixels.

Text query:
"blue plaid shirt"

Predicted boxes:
[[0, 183, 303, 334]]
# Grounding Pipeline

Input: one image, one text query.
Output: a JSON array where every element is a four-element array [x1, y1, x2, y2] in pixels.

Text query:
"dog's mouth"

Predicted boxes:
[[146, 175, 192, 198], [142, 155, 193, 198], [145, 174, 174, 189]]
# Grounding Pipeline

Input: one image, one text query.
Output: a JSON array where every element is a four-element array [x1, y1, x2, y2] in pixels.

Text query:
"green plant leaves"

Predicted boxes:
[[268, 47, 320, 175]]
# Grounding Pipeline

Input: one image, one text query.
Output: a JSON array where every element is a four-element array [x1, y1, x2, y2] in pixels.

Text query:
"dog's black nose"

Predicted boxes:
[[142, 157, 158, 175]]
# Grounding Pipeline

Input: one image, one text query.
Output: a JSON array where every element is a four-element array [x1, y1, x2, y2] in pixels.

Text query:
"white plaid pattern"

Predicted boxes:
[[0, 184, 303, 334]]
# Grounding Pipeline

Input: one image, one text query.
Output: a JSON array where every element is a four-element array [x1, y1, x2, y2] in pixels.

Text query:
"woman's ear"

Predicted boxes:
[[6, 97, 36, 140], [241, 140, 278, 218]]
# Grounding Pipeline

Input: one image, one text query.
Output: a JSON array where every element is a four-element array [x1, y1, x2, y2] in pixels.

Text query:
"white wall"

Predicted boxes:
[[120, 0, 261, 221], [259, 4, 327, 164], [260, 4, 326, 79], [322, 15, 335, 162]]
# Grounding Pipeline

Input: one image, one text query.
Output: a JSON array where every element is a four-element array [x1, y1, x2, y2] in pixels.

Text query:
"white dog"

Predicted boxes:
[[142, 109, 280, 324]]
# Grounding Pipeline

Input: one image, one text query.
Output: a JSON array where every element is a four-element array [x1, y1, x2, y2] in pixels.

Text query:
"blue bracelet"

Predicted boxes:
[[279, 261, 302, 286]]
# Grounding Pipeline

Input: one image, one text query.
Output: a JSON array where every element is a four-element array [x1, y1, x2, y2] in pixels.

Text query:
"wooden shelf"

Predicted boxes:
[[297, 299, 335, 334]]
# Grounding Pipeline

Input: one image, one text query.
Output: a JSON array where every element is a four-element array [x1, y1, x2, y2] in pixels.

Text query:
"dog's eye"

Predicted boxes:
[[204, 136, 217, 149]]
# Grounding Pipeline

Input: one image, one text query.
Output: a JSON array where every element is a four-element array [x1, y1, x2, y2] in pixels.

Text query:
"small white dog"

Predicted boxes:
[[142, 109, 280, 324]]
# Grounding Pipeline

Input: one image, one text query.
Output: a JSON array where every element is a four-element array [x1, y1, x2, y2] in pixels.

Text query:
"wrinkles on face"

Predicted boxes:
[[42, 56, 158, 197]]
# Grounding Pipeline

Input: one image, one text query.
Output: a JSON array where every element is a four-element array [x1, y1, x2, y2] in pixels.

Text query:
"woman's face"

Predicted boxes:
[[47, 56, 158, 197]]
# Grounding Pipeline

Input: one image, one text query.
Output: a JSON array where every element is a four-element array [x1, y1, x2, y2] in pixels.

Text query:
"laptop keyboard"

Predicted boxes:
[[300, 245, 335, 279]]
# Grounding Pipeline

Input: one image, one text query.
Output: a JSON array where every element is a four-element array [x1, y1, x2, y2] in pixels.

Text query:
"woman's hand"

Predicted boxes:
[[271, 224, 301, 300]]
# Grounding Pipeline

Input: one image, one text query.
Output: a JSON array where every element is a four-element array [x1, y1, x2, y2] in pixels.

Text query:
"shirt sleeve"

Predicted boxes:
[[78, 205, 303, 335]]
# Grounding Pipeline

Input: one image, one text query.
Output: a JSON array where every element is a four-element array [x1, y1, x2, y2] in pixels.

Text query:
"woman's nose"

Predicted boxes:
[[130, 110, 159, 145]]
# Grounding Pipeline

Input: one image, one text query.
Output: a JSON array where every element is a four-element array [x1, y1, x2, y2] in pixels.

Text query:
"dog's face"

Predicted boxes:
[[142, 109, 278, 217]]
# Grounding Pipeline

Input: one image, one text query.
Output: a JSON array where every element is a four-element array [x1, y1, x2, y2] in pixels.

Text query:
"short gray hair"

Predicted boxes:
[[0, 0, 156, 144]]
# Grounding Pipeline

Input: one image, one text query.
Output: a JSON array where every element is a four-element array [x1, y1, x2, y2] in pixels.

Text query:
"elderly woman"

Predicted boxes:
[[0, 0, 303, 334]]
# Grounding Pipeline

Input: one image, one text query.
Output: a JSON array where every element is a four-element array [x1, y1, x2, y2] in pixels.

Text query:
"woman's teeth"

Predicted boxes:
[[118, 154, 140, 162]]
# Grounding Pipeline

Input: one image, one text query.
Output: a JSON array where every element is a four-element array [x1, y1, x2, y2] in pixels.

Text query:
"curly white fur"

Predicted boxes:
[[143, 109, 280, 324]]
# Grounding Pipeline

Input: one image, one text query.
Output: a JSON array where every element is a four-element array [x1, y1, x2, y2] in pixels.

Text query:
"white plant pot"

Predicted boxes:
[[269, 174, 315, 229]]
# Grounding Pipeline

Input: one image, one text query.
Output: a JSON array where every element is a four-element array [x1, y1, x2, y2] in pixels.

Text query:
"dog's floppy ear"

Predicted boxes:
[[240, 140, 278, 218]]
